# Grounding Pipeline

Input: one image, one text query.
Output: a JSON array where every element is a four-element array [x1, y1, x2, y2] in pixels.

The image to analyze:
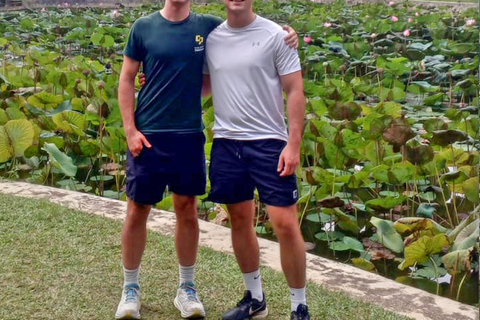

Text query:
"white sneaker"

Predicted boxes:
[[173, 282, 206, 319], [115, 284, 141, 319]]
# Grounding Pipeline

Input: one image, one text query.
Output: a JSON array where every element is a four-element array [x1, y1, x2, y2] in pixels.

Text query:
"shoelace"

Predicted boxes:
[[183, 285, 198, 301], [124, 287, 138, 303]]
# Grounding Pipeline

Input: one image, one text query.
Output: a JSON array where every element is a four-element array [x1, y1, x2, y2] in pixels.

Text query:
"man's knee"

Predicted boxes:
[[173, 195, 197, 216]]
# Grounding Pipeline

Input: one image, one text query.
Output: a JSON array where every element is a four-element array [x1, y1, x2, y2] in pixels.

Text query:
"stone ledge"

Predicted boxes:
[[0, 180, 477, 320]]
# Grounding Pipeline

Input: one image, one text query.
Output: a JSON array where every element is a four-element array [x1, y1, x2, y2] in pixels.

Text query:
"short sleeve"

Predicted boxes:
[[274, 31, 301, 76], [203, 14, 224, 33], [124, 19, 146, 62]]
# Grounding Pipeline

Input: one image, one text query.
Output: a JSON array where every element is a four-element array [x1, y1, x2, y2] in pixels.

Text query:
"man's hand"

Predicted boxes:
[[277, 143, 300, 177], [127, 129, 151, 157], [282, 25, 299, 49], [139, 73, 146, 88]]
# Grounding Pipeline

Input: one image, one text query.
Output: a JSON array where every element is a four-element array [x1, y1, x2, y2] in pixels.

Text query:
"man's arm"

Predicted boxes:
[[202, 74, 212, 97], [277, 71, 305, 177], [118, 55, 151, 157]]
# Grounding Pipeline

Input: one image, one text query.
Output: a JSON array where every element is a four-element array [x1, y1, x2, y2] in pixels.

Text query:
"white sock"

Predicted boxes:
[[123, 267, 140, 287], [179, 264, 196, 285], [290, 287, 307, 312], [243, 269, 263, 301]]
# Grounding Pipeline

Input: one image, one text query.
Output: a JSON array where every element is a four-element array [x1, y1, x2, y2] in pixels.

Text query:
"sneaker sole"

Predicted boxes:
[[174, 297, 206, 319], [115, 310, 141, 320], [251, 307, 268, 319]]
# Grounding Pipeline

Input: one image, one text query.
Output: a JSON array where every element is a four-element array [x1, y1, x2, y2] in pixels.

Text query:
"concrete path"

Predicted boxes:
[[0, 180, 477, 320]]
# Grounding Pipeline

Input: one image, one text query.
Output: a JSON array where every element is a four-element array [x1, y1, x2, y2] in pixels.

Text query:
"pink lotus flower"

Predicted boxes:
[[388, 1, 395, 6], [408, 17, 413, 23], [303, 36, 312, 44], [466, 19, 476, 26], [415, 12, 419, 17], [64, 2, 69, 7], [323, 22, 332, 28], [391, 16, 399, 22], [403, 29, 411, 37], [41, 7, 46, 12]]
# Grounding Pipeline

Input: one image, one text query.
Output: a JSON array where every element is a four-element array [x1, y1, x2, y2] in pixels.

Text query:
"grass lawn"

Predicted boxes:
[[411, 0, 478, 3], [0, 193, 413, 320]]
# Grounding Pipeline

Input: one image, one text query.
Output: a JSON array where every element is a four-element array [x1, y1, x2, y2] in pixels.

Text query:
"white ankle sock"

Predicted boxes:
[[123, 267, 140, 287], [179, 264, 196, 285], [290, 287, 307, 312], [243, 269, 263, 301]]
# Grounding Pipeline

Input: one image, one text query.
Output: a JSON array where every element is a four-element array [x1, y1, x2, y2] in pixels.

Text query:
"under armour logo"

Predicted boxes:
[[252, 42, 260, 46]]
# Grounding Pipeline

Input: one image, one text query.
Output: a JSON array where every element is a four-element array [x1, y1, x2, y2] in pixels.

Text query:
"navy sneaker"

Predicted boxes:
[[222, 291, 268, 320], [291, 304, 310, 320]]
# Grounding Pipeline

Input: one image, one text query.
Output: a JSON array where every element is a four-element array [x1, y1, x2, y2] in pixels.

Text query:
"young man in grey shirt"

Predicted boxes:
[[204, 0, 309, 319]]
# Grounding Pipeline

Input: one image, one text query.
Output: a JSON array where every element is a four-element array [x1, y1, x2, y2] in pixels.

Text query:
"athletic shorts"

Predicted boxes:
[[126, 132, 206, 205], [208, 138, 299, 207]]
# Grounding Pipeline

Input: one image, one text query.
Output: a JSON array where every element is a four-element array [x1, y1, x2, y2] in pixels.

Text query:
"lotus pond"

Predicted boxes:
[[0, 0, 478, 306]]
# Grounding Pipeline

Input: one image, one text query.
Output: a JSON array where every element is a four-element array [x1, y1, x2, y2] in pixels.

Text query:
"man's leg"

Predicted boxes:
[[171, 193, 207, 319], [116, 199, 151, 320], [122, 199, 152, 271], [266, 204, 307, 313], [173, 193, 199, 277], [221, 200, 268, 320], [227, 200, 259, 274]]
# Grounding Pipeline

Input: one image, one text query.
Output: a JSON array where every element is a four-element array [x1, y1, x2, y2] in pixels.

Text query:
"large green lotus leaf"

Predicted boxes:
[[424, 93, 446, 106], [451, 219, 479, 251], [323, 208, 359, 233], [329, 241, 350, 251], [0, 119, 34, 162], [79, 140, 100, 157], [388, 161, 415, 185], [462, 177, 479, 204], [370, 216, 404, 253], [27, 92, 63, 110], [399, 234, 450, 270], [406, 49, 425, 61], [416, 203, 437, 219], [451, 43, 475, 55], [366, 196, 406, 212], [0, 109, 7, 125], [442, 249, 472, 275], [52, 111, 85, 136], [441, 170, 469, 184], [6, 107, 26, 120], [343, 236, 364, 252], [315, 231, 345, 241], [431, 130, 468, 146], [351, 258, 376, 272], [448, 211, 477, 241], [393, 217, 447, 235], [423, 118, 447, 133], [41, 143, 77, 177], [39, 133, 65, 150]]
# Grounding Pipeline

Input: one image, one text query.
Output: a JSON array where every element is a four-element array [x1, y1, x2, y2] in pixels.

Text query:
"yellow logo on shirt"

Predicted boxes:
[[195, 35, 204, 45]]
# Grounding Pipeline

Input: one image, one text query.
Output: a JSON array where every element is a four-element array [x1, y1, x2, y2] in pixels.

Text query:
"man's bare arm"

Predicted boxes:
[[277, 71, 305, 177], [119, 56, 151, 157], [202, 74, 212, 97]]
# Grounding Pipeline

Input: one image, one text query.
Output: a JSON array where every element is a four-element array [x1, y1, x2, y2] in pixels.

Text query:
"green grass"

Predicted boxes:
[[0, 193, 413, 320], [411, 0, 477, 3]]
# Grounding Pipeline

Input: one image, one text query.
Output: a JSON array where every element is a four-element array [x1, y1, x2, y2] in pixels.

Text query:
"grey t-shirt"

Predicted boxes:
[[204, 15, 301, 142]]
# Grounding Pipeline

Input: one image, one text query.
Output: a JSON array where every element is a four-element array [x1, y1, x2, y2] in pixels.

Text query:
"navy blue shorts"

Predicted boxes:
[[126, 132, 206, 205], [208, 139, 299, 207]]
